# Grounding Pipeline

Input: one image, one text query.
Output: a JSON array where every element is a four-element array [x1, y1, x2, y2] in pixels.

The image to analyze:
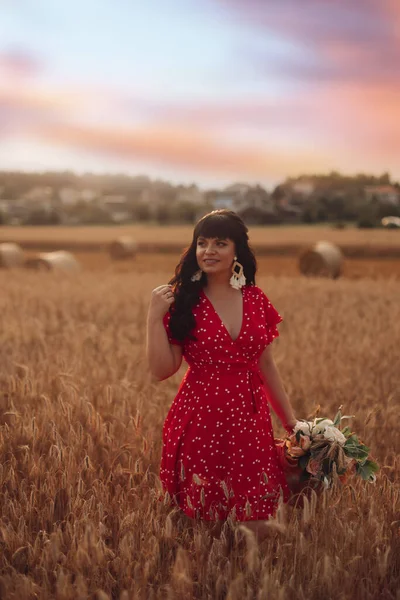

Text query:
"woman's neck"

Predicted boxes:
[[204, 273, 235, 295]]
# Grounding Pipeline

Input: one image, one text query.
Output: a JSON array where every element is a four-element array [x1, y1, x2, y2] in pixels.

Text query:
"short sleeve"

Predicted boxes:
[[258, 287, 283, 344], [163, 310, 183, 347]]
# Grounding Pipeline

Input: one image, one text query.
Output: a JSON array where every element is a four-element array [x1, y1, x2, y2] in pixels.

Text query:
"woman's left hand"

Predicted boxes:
[[283, 419, 297, 435]]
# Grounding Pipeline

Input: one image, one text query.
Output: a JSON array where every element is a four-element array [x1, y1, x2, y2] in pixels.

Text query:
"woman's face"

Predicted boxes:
[[196, 236, 236, 277]]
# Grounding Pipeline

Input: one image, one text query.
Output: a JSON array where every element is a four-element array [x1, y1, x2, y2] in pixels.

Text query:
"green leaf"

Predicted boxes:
[[345, 434, 360, 446], [344, 443, 370, 461], [341, 426, 352, 437], [356, 460, 380, 481], [333, 409, 342, 427]]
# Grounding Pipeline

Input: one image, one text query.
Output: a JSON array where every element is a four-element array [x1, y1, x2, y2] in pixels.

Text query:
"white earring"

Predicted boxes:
[[230, 256, 246, 290], [191, 269, 203, 282]]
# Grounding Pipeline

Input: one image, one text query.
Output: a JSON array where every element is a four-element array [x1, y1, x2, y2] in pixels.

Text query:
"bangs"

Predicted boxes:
[[194, 214, 240, 242]]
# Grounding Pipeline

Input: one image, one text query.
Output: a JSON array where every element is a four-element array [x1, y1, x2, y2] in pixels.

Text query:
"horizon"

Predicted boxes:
[[1, 1, 399, 188], [0, 167, 398, 194]]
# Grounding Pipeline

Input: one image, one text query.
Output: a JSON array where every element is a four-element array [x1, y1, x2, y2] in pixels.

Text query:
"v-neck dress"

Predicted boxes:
[[161, 284, 290, 522]]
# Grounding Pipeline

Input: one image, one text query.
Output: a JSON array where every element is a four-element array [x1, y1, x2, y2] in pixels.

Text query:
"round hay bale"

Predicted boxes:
[[0, 243, 25, 268], [109, 236, 137, 260], [25, 251, 80, 272], [299, 241, 343, 279], [381, 216, 400, 229]]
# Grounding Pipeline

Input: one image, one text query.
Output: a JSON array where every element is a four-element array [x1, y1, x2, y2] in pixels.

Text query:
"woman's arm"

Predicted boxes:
[[259, 346, 296, 433], [146, 285, 183, 381]]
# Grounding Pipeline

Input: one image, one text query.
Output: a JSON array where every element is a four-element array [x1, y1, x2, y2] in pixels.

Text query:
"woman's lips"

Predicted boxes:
[[203, 259, 219, 265]]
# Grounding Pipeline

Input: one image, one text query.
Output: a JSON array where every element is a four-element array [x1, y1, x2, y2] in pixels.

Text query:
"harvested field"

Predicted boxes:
[[2, 223, 399, 279], [1, 224, 400, 258], [22, 250, 400, 280], [2, 223, 400, 247], [0, 269, 399, 599]]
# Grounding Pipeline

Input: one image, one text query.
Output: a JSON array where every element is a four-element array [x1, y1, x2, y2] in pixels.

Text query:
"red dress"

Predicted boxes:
[[161, 284, 290, 521]]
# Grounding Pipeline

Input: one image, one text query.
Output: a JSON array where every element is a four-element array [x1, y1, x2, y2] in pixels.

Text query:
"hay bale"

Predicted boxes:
[[25, 251, 80, 272], [299, 241, 343, 279], [0, 243, 25, 268], [109, 236, 137, 260], [381, 216, 400, 229]]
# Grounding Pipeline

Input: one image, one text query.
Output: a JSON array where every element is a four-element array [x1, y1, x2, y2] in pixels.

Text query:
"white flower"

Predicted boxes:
[[323, 426, 347, 445], [294, 418, 345, 443], [294, 420, 313, 436], [312, 419, 334, 434]]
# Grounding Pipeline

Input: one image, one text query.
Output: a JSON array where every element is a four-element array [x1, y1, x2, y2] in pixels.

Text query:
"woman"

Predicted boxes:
[[146, 210, 297, 539]]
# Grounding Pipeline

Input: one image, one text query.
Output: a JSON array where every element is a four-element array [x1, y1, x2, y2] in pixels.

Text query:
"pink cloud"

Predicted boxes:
[[0, 49, 41, 79], [1, 77, 399, 179], [27, 120, 333, 178], [1, 6, 399, 182], [219, 0, 400, 85]]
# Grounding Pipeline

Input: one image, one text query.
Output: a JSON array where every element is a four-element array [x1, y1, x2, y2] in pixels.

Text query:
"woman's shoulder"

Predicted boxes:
[[245, 284, 266, 299], [245, 284, 276, 309]]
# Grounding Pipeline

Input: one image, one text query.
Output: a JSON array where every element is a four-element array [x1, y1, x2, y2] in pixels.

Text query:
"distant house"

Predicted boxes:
[[364, 185, 400, 206], [274, 179, 317, 206], [276, 199, 303, 220], [290, 180, 316, 197], [213, 184, 273, 211], [0, 199, 29, 224], [80, 188, 98, 203], [59, 187, 97, 205], [214, 194, 236, 210], [20, 186, 54, 212], [176, 185, 204, 205], [59, 187, 80, 206], [0, 199, 11, 213], [212, 183, 251, 211], [99, 195, 131, 223], [271, 187, 304, 221], [211, 184, 279, 224], [22, 186, 53, 202]]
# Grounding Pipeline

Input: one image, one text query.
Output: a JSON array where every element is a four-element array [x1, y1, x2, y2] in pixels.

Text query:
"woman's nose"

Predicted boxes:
[[204, 245, 216, 254]]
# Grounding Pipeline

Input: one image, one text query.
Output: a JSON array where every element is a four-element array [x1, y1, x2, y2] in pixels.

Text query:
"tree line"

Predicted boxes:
[[0, 170, 399, 228]]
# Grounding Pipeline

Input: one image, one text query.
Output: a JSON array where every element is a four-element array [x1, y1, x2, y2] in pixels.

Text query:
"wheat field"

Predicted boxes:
[[2, 224, 400, 248], [0, 268, 399, 600]]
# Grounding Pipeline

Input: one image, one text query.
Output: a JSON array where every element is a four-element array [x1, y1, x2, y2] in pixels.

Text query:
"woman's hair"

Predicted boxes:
[[168, 209, 257, 342]]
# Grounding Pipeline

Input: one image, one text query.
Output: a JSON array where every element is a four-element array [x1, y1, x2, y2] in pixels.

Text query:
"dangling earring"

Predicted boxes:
[[230, 256, 246, 290], [191, 269, 203, 282]]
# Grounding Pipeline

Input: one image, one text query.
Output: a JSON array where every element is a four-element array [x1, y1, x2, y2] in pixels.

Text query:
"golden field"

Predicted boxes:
[[0, 266, 399, 600], [2, 223, 400, 248], [1, 222, 400, 279], [1, 224, 400, 260], [33, 251, 400, 281]]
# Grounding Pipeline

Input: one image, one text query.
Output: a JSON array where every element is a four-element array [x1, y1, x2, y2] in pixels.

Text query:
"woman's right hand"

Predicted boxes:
[[148, 285, 175, 320]]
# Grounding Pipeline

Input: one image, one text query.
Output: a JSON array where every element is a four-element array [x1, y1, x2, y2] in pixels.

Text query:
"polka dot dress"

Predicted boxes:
[[161, 284, 290, 522]]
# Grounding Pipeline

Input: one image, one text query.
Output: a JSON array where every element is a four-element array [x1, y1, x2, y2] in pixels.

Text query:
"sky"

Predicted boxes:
[[0, 0, 399, 189]]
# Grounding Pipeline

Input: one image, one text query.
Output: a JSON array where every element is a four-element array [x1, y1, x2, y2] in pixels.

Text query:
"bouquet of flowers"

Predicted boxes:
[[275, 407, 379, 495]]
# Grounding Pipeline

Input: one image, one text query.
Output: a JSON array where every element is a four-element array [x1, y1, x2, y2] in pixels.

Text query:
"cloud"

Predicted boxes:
[[0, 48, 41, 78], [28, 120, 333, 179], [1, 1, 399, 183], [201, 0, 400, 169], [219, 0, 400, 86], [1, 76, 399, 180]]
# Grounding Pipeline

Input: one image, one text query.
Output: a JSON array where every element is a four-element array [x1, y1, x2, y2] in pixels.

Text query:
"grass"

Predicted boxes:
[[0, 270, 399, 599]]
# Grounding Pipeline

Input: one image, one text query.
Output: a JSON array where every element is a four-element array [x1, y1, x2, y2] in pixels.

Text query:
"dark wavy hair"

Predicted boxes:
[[168, 209, 257, 342]]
